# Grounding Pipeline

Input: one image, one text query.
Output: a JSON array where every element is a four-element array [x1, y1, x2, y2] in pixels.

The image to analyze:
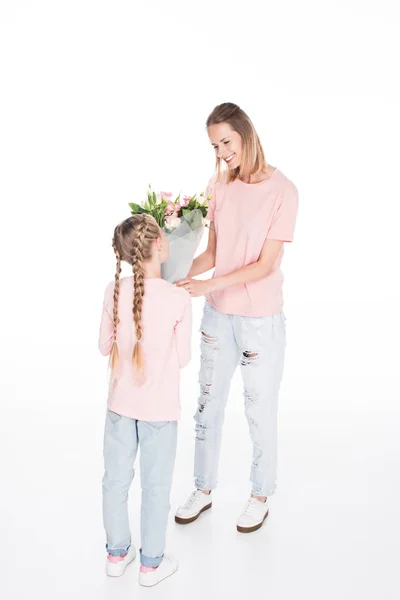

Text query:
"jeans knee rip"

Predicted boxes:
[[201, 332, 218, 345], [195, 423, 207, 441], [244, 390, 260, 404], [241, 351, 259, 366], [200, 331, 218, 369], [198, 383, 212, 414], [248, 416, 258, 429]]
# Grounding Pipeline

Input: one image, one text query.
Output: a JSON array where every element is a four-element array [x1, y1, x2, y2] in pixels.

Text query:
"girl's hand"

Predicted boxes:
[[175, 278, 213, 297]]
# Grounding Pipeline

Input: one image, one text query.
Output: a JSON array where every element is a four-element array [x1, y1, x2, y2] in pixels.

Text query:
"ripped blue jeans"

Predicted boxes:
[[194, 301, 286, 497]]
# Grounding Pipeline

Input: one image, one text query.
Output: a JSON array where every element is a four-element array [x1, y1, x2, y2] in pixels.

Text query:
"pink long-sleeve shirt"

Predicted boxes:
[[99, 277, 192, 421]]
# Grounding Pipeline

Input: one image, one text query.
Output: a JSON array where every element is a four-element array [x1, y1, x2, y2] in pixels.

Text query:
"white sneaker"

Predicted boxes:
[[139, 554, 178, 587], [106, 544, 136, 577], [237, 497, 269, 533], [175, 490, 212, 524]]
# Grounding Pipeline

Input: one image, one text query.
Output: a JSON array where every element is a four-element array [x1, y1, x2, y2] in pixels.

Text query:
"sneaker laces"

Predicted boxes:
[[182, 490, 204, 509], [239, 498, 258, 518]]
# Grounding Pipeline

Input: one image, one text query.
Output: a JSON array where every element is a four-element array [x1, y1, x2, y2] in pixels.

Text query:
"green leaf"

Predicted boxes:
[[129, 202, 149, 215], [128, 202, 142, 213]]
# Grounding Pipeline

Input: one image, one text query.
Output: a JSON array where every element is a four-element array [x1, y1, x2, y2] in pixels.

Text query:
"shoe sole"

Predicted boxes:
[[175, 502, 212, 525], [237, 509, 269, 534], [139, 563, 179, 587]]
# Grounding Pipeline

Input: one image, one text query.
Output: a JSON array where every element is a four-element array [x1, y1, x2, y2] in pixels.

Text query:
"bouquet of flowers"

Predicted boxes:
[[129, 187, 210, 283]]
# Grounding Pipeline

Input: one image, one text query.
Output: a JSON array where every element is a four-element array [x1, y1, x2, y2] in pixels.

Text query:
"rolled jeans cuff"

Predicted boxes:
[[140, 548, 163, 568], [106, 543, 130, 557]]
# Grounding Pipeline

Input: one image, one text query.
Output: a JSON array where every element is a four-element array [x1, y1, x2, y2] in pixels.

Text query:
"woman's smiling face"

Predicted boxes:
[[208, 122, 243, 171]]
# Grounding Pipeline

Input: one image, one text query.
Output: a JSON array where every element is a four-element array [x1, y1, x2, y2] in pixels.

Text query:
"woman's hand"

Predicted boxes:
[[175, 278, 214, 297], [176, 239, 283, 297]]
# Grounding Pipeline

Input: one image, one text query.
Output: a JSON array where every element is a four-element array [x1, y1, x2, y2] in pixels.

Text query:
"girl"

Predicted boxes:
[[175, 102, 298, 533], [99, 214, 192, 587]]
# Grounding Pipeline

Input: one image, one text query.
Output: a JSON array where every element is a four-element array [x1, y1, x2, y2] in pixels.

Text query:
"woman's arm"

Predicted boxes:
[[186, 224, 216, 278], [176, 238, 283, 297], [211, 238, 283, 291]]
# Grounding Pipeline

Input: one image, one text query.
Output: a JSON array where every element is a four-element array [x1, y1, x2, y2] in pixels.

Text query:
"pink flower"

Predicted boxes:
[[182, 196, 191, 207], [165, 214, 181, 231], [161, 191, 173, 201], [174, 201, 181, 211], [165, 201, 176, 215]]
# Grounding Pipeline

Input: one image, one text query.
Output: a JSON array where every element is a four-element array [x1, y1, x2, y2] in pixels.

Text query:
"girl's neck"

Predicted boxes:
[[143, 261, 162, 279]]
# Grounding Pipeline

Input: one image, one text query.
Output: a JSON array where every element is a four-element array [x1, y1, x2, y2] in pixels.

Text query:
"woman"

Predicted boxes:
[[175, 102, 298, 533]]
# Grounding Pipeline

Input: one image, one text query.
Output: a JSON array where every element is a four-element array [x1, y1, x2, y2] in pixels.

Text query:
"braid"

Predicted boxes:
[[131, 218, 147, 377], [109, 237, 122, 375], [113, 249, 122, 341], [110, 213, 160, 385]]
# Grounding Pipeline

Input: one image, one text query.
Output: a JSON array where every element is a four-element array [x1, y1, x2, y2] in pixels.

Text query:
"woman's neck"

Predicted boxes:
[[240, 164, 276, 184]]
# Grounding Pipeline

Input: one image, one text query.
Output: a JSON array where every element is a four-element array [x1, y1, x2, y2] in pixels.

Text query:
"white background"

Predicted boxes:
[[0, 1, 399, 599]]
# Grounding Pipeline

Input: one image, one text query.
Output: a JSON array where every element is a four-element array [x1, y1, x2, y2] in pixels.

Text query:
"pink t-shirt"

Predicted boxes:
[[99, 277, 192, 421], [206, 168, 298, 317]]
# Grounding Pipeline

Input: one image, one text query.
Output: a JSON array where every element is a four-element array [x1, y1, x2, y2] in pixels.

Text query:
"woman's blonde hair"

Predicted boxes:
[[110, 213, 160, 381], [206, 102, 267, 183]]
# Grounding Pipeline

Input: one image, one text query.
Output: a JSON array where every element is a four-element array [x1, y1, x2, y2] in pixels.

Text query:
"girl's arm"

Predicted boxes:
[[176, 238, 283, 297], [99, 285, 114, 355], [186, 224, 216, 278], [174, 297, 192, 368]]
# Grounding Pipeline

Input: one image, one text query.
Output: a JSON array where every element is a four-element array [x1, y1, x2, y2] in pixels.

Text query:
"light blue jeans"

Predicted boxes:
[[102, 410, 177, 567], [194, 301, 286, 497]]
